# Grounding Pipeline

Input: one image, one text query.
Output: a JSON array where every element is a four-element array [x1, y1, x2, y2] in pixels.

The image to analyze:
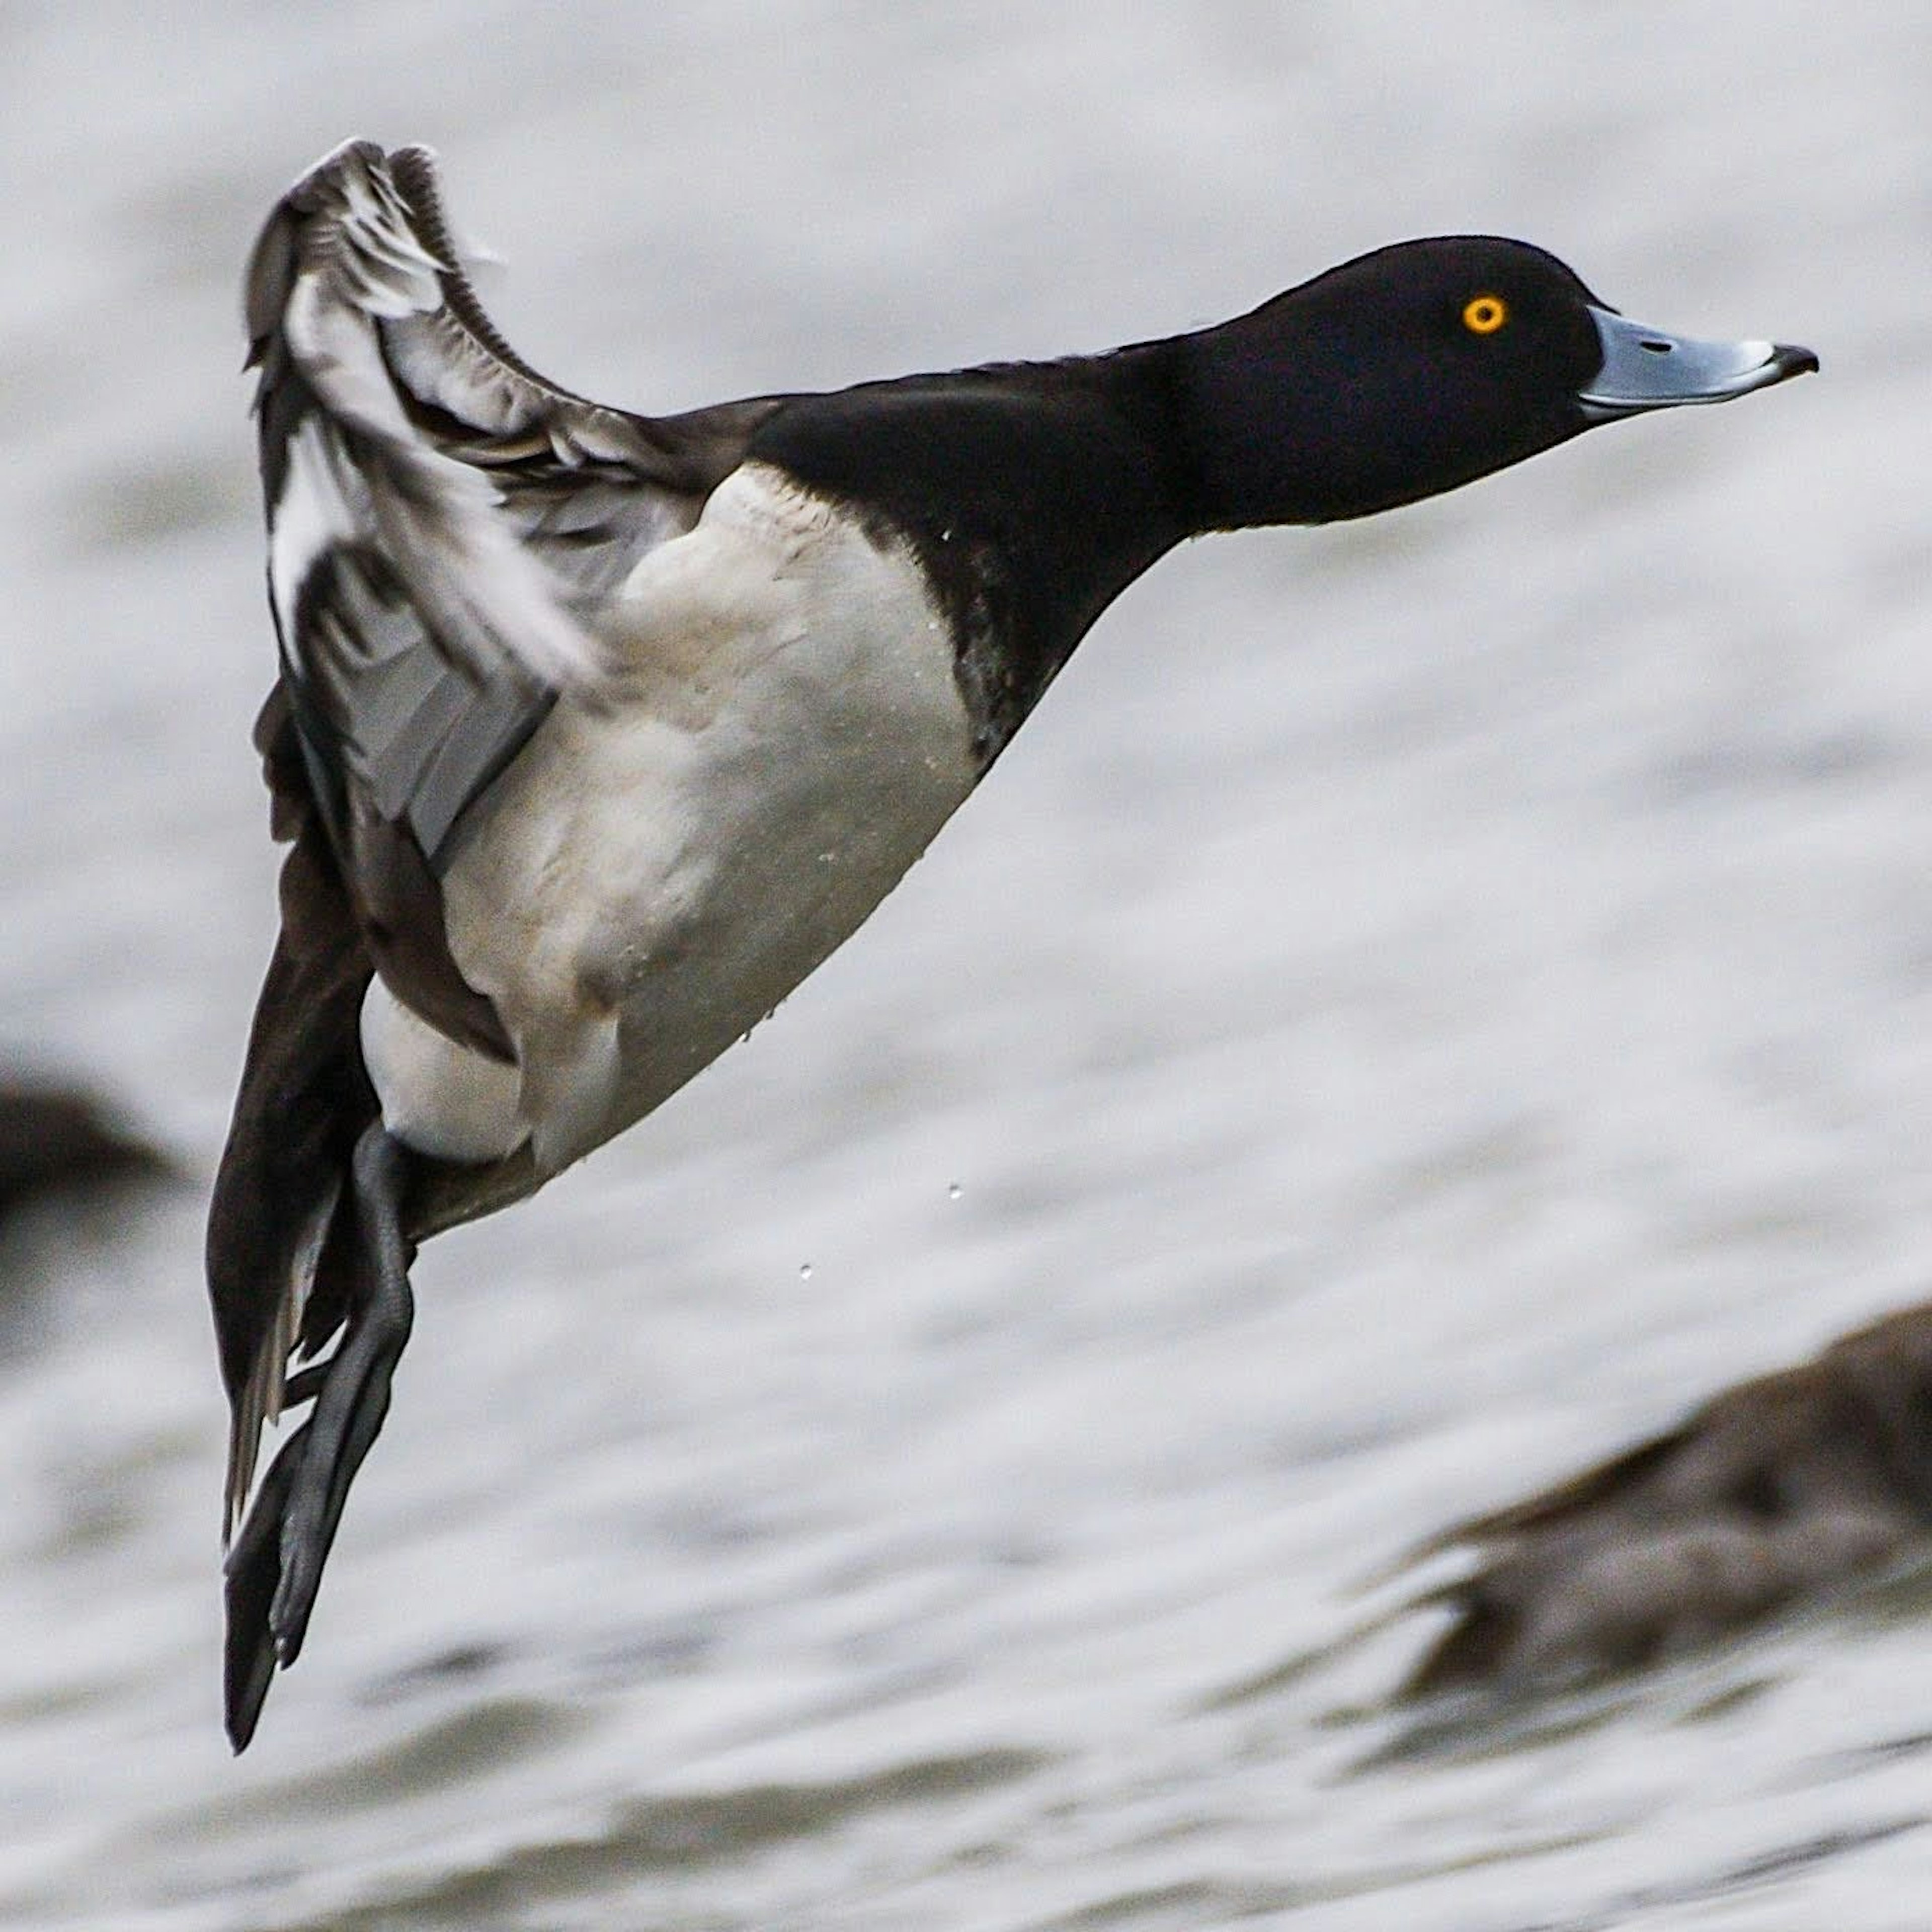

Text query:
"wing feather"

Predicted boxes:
[[243, 138, 784, 1040], [214, 138, 789, 1530]]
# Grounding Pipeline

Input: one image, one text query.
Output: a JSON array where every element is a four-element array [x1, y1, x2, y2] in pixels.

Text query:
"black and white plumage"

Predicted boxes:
[[209, 138, 1815, 1749]]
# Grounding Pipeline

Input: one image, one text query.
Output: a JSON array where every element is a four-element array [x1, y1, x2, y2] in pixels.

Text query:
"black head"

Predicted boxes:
[[1181, 235, 1815, 528]]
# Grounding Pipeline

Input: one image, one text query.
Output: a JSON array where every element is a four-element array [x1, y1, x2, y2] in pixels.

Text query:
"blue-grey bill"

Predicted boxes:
[[1579, 306, 1818, 419]]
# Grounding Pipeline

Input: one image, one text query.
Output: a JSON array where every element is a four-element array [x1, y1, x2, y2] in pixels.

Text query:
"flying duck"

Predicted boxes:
[[209, 138, 1816, 1749]]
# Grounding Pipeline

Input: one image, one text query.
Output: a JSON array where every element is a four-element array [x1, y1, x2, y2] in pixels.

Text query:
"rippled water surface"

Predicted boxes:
[[5, 5, 1931, 1926]]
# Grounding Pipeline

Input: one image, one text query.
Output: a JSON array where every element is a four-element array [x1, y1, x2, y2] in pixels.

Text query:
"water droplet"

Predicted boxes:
[[947, 1183, 962, 1201], [798, 1263, 813, 1282]]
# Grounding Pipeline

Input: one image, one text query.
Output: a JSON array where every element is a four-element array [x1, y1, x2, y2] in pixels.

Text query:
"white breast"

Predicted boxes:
[[359, 464, 978, 1175]]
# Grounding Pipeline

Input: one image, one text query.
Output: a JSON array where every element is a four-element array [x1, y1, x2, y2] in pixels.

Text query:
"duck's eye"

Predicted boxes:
[[1461, 294, 1509, 336]]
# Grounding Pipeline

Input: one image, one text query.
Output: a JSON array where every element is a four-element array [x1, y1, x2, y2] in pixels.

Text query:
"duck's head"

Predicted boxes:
[[1184, 234, 1817, 528]]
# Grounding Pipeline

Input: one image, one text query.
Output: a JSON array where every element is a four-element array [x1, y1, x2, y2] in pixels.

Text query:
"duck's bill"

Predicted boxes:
[[1578, 306, 1818, 420]]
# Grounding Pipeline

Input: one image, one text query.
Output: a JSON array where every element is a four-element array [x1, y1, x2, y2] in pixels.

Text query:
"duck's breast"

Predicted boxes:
[[365, 463, 979, 1175]]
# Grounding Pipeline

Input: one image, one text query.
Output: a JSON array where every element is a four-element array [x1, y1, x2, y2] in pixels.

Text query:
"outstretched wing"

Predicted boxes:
[[245, 137, 784, 1049], [216, 139, 786, 1528]]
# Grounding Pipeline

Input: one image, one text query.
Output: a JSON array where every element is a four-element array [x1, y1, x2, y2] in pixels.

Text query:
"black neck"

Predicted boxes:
[[750, 343, 1198, 763]]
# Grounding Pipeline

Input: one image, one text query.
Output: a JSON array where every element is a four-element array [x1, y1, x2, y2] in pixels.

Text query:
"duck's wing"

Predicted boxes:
[[215, 139, 786, 1536], [208, 684, 374, 1539], [245, 137, 786, 1050]]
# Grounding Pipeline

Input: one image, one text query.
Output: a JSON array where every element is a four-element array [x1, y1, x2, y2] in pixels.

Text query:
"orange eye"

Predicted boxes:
[[1462, 294, 1509, 336]]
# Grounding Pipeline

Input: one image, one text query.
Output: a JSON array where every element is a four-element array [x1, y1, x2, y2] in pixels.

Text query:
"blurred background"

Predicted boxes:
[[3, 4, 1929, 1926]]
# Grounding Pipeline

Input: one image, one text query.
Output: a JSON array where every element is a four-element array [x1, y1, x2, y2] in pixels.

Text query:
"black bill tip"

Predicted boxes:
[[1580, 307, 1819, 420]]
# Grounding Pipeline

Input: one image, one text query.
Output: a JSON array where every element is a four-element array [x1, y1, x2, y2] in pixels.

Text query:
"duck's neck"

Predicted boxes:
[[753, 342, 1200, 763], [1163, 297, 1390, 530], [758, 319, 1423, 761]]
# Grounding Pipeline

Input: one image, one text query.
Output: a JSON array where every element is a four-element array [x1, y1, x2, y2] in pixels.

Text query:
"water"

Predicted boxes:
[[4, 4, 1931, 1925]]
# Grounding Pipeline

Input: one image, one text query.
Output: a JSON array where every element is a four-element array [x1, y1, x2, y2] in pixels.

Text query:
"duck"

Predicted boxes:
[[209, 137, 1816, 1750], [1400, 1304, 1932, 1698]]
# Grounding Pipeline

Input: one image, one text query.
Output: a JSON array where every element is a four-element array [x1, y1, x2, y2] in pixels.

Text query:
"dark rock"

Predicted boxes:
[[1403, 1305, 1932, 1696], [0, 1081, 171, 1218]]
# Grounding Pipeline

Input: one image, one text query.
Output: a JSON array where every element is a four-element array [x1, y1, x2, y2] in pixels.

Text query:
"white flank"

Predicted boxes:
[[359, 465, 978, 1174]]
